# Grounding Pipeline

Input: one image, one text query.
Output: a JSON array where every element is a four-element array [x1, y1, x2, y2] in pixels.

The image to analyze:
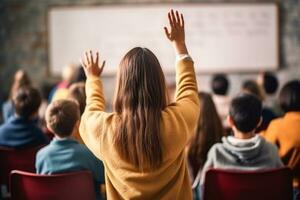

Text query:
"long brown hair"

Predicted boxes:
[[113, 47, 167, 171], [187, 92, 224, 179]]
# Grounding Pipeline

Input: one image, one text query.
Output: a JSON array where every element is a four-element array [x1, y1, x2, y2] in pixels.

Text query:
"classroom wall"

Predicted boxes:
[[0, 0, 299, 103]]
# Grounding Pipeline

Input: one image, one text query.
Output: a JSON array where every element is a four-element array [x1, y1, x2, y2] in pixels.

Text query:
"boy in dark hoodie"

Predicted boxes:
[[200, 93, 283, 185]]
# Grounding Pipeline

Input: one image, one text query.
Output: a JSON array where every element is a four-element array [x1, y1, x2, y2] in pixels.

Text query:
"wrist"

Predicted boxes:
[[173, 42, 188, 55]]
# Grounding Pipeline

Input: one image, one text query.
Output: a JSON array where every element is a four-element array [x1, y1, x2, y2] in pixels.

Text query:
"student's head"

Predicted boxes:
[[188, 92, 223, 178], [10, 69, 31, 100], [68, 82, 86, 115], [258, 72, 279, 95], [45, 99, 80, 138], [279, 80, 300, 113], [241, 80, 265, 101], [229, 94, 262, 133], [62, 64, 77, 84], [12, 86, 41, 118], [211, 74, 229, 95], [113, 47, 167, 170]]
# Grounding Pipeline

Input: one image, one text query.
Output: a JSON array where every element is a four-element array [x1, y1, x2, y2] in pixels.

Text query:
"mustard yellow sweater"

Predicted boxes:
[[80, 58, 200, 200]]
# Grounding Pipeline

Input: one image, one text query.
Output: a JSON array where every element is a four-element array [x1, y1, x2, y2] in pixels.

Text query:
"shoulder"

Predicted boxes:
[[260, 136, 279, 154], [36, 145, 53, 161], [268, 117, 284, 128], [0, 121, 12, 135], [207, 143, 224, 157]]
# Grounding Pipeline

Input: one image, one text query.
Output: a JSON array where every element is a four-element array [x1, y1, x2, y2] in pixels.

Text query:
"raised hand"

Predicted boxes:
[[80, 50, 105, 78], [164, 10, 188, 55]]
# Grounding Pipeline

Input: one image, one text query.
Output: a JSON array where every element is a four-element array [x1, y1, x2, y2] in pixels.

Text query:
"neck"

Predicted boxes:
[[55, 135, 70, 140], [233, 129, 256, 139]]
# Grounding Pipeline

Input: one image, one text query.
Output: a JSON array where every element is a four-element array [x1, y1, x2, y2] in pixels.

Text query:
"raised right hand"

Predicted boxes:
[[164, 10, 188, 55]]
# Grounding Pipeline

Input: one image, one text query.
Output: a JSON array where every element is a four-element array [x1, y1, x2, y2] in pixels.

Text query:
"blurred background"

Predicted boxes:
[[0, 0, 299, 107]]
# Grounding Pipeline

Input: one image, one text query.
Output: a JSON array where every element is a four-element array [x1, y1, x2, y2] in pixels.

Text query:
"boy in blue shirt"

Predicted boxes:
[[36, 99, 105, 199], [0, 86, 48, 148]]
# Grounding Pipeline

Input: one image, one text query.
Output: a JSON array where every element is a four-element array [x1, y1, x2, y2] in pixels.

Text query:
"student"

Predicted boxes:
[[186, 92, 224, 199], [0, 86, 48, 148], [67, 82, 86, 144], [48, 64, 77, 102], [79, 10, 199, 199], [36, 99, 105, 200], [262, 80, 300, 188], [200, 94, 283, 187], [211, 74, 231, 126], [257, 72, 281, 115], [2, 70, 31, 122], [242, 80, 277, 132]]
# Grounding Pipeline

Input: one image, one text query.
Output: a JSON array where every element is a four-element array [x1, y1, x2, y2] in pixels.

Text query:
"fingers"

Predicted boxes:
[[85, 52, 90, 65], [168, 12, 175, 29], [169, 10, 183, 29], [90, 50, 94, 64], [170, 10, 176, 27], [180, 13, 184, 27], [79, 58, 86, 68], [100, 60, 106, 74], [164, 27, 171, 39], [175, 10, 180, 24], [95, 52, 99, 66]]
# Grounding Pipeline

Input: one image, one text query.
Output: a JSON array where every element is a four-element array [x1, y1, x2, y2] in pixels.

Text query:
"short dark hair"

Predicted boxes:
[[46, 99, 80, 137], [12, 86, 41, 118], [262, 73, 279, 95], [229, 94, 262, 133], [211, 74, 229, 95], [279, 80, 300, 113]]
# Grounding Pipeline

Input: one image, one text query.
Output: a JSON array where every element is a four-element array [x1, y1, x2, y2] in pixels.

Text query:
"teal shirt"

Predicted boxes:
[[36, 138, 105, 199]]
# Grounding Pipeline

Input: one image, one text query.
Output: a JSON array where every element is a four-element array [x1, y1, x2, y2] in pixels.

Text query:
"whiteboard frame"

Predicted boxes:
[[46, 2, 280, 77]]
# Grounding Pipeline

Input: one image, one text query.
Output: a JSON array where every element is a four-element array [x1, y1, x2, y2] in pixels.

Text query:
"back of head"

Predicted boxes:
[[113, 47, 167, 170], [279, 80, 300, 113], [62, 64, 77, 84], [261, 72, 279, 95], [211, 74, 229, 95], [242, 80, 265, 101], [46, 99, 80, 138], [10, 70, 31, 99], [68, 82, 86, 115], [12, 86, 41, 118], [229, 94, 262, 133], [188, 92, 223, 178]]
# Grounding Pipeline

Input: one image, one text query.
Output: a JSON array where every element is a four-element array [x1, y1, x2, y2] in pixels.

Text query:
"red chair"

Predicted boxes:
[[0, 145, 43, 198], [203, 167, 293, 200], [10, 170, 96, 200]]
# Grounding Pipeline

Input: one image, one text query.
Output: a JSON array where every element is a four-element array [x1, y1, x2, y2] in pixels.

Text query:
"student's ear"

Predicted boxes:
[[227, 115, 234, 128], [256, 117, 263, 128]]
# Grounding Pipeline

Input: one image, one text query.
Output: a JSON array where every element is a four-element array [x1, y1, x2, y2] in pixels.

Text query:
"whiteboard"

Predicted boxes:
[[48, 3, 279, 75]]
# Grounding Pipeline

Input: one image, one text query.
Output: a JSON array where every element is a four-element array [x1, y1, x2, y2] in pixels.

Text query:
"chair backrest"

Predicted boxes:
[[0, 145, 43, 194], [203, 167, 293, 200], [10, 170, 96, 200]]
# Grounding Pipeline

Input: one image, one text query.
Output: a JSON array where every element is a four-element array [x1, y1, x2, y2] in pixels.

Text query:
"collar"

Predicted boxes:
[[51, 137, 78, 145]]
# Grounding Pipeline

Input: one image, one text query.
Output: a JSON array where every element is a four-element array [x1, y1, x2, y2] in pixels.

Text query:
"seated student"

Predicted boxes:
[[67, 82, 86, 144], [257, 72, 282, 116], [2, 70, 31, 122], [262, 80, 300, 188], [0, 86, 49, 148], [211, 74, 231, 127], [36, 99, 105, 200], [200, 94, 283, 187], [242, 80, 277, 132], [186, 92, 224, 199]]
